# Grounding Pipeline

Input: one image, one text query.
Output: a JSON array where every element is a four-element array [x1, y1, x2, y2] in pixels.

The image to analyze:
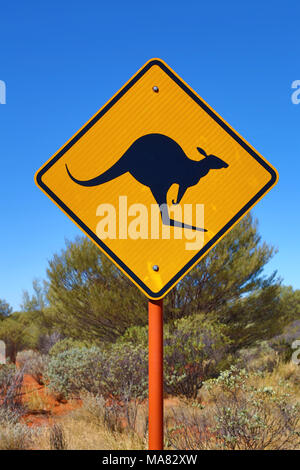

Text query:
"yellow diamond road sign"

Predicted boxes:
[[35, 58, 278, 299]]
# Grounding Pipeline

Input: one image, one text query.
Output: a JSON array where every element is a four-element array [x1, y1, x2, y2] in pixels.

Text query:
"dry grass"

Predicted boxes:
[[33, 407, 146, 450], [24, 390, 52, 413], [261, 361, 300, 395], [0, 423, 34, 450]]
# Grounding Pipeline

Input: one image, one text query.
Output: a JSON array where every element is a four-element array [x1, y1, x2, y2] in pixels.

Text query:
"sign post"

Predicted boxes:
[[148, 298, 164, 450]]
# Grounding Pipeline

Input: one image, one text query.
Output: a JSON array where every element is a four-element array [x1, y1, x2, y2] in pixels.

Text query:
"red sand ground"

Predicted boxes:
[[20, 374, 81, 427], [19, 374, 184, 431]]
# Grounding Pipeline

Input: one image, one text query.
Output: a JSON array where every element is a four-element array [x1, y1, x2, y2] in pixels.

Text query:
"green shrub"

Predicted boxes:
[[49, 338, 91, 356], [46, 347, 107, 398], [206, 366, 300, 449], [46, 343, 148, 405], [237, 342, 280, 373], [168, 366, 300, 450], [164, 314, 231, 398], [117, 325, 148, 347], [118, 315, 232, 399], [107, 343, 148, 401]]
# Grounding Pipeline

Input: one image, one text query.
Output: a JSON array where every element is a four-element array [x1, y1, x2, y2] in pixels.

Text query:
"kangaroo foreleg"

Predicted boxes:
[[172, 185, 187, 205], [160, 204, 207, 232]]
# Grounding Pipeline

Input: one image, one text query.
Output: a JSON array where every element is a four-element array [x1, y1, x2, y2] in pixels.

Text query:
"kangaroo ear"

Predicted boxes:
[[197, 147, 207, 157]]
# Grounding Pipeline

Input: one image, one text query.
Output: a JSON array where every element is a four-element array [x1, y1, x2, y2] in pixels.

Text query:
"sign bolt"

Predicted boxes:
[[152, 265, 159, 272], [152, 86, 159, 93]]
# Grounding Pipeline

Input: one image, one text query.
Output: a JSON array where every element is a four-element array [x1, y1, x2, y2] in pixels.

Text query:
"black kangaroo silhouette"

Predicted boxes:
[[66, 133, 229, 232]]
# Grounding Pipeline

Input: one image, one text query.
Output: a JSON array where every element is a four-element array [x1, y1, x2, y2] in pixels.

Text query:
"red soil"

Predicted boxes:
[[19, 374, 185, 430], [20, 374, 81, 427]]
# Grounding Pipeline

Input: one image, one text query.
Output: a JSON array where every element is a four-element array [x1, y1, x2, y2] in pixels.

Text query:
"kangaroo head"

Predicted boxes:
[[197, 147, 229, 169]]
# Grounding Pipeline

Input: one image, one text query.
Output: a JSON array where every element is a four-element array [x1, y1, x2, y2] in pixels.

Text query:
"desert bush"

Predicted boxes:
[[0, 407, 20, 425], [0, 363, 24, 411], [17, 350, 47, 384], [37, 331, 62, 354], [79, 392, 148, 436], [237, 342, 280, 373], [289, 366, 300, 387], [263, 320, 300, 363], [0, 363, 17, 390], [46, 343, 147, 430], [49, 337, 91, 356], [119, 315, 231, 399], [117, 325, 148, 347], [46, 343, 147, 403], [264, 361, 300, 393], [106, 343, 148, 430], [0, 396, 33, 450], [164, 315, 231, 398], [270, 338, 294, 363], [0, 422, 33, 450], [80, 393, 107, 423], [80, 393, 124, 433], [49, 423, 67, 450], [165, 404, 211, 450], [107, 343, 148, 400], [46, 347, 108, 398], [167, 366, 300, 450]]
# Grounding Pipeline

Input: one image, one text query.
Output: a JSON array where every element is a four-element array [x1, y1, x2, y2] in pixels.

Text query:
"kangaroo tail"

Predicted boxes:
[[66, 155, 128, 187]]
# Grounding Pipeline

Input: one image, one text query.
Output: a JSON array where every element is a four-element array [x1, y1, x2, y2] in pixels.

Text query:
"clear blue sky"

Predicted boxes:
[[0, 1, 299, 310]]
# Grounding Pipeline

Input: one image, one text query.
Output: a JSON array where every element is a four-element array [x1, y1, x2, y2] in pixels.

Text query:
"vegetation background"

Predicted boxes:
[[0, 214, 299, 450]]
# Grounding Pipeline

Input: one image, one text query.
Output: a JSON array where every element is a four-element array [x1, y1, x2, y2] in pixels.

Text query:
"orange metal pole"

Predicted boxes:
[[148, 298, 164, 450]]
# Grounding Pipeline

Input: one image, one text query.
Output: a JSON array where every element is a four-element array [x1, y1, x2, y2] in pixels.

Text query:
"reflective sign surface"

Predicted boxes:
[[35, 59, 278, 299]]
